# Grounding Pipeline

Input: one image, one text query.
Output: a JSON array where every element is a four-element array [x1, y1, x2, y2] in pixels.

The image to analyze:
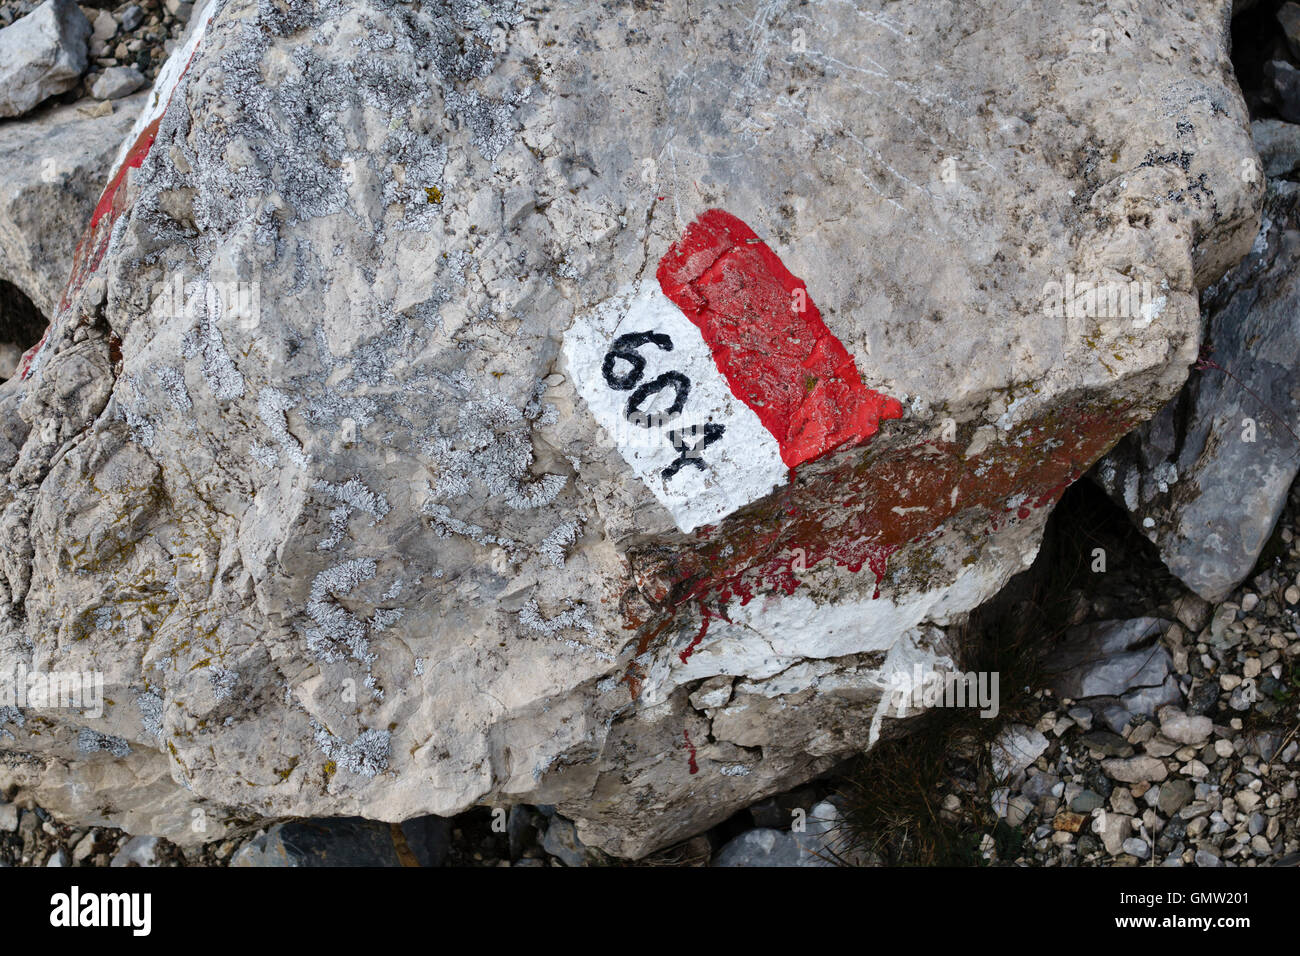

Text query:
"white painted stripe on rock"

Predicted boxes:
[[563, 282, 788, 532], [111, 0, 220, 172]]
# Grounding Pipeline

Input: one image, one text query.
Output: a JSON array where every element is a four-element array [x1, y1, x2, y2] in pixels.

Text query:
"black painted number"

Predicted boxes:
[[600, 331, 724, 480]]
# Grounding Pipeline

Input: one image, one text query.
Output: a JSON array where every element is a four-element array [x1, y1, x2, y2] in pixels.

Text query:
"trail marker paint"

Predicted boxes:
[[564, 209, 901, 532], [18, 0, 219, 381]]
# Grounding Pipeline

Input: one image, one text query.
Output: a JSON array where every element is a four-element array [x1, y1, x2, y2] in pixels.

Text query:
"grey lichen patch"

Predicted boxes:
[[256, 388, 310, 469], [137, 691, 164, 744], [538, 518, 581, 568], [154, 365, 193, 413], [310, 718, 389, 778], [518, 596, 609, 661], [77, 728, 132, 757], [209, 666, 238, 702], [303, 557, 377, 664], [423, 391, 566, 510], [313, 475, 391, 541]]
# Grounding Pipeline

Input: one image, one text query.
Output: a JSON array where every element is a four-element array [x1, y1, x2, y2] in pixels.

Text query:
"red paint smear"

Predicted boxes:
[[683, 729, 699, 774], [656, 209, 903, 468], [619, 400, 1142, 698], [91, 118, 161, 231], [678, 613, 711, 664], [18, 118, 162, 382]]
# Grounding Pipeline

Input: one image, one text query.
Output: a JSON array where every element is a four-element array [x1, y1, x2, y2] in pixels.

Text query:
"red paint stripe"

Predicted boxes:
[[21, 19, 210, 382], [90, 117, 161, 231], [656, 209, 902, 468]]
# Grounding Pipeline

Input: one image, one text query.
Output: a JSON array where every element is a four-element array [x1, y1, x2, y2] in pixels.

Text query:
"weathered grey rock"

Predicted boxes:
[[0, 800, 17, 832], [89, 8, 116, 57], [230, 815, 449, 866], [119, 4, 143, 32], [991, 724, 1049, 779], [0, 0, 1261, 858], [71, 830, 96, 862], [1268, 60, 1300, 124], [1158, 779, 1195, 815], [1281, 3, 1300, 60], [713, 800, 844, 866], [1093, 810, 1133, 856], [1047, 618, 1182, 731], [1094, 180, 1300, 602], [539, 815, 603, 867], [711, 827, 827, 867], [0, 93, 145, 322], [110, 833, 160, 866], [1251, 120, 1300, 180], [0, 343, 25, 381], [0, 0, 91, 118], [91, 66, 145, 100], [1158, 706, 1212, 746], [1102, 755, 1169, 784], [1122, 836, 1151, 859], [1081, 730, 1134, 758]]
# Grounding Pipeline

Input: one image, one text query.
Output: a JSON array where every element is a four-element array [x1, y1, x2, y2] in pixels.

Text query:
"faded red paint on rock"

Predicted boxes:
[[656, 208, 903, 468], [621, 400, 1141, 695]]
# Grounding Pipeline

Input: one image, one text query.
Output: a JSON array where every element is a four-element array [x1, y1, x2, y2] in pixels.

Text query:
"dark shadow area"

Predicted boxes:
[[0, 279, 47, 379], [1233, 0, 1293, 119]]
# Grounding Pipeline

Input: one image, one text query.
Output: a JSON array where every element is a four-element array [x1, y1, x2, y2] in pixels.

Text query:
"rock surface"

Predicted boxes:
[[712, 799, 844, 866], [1047, 617, 1182, 732], [230, 816, 449, 866], [90, 66, 145, 101], [1253, 119, 1300, 179], [0, 0, 91, 118], [0, 0, 1262, 858], [1094, 179, 1300, 602]]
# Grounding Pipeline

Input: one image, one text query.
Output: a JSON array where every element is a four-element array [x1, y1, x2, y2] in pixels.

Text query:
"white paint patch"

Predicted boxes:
[[639, 556, 1006, 706], [563, 282, 787, 532]]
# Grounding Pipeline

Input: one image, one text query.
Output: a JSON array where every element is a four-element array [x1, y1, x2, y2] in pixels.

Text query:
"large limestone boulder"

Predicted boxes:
[[0, 0, 1262, 857]]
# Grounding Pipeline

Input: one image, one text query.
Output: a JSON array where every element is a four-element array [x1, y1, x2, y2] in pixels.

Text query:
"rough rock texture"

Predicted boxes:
[[90, 66, 146, 101], [230, 816, 450, 866], [711, 799, 844, 866], [0, 0, 91, 118], [1046, 617, 1182, 734], [0, 0, 1262, 857], [0, 93, 147, 321], [1253, 119, 1300, 179], [1095, 179, 1300, 602]]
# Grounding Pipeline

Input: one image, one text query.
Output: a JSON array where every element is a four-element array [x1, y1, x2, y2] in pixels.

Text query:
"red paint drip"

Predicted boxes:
[[678, 613, 711, 664], [683, 729, 699, 774], [656, 209, 903, 468]]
